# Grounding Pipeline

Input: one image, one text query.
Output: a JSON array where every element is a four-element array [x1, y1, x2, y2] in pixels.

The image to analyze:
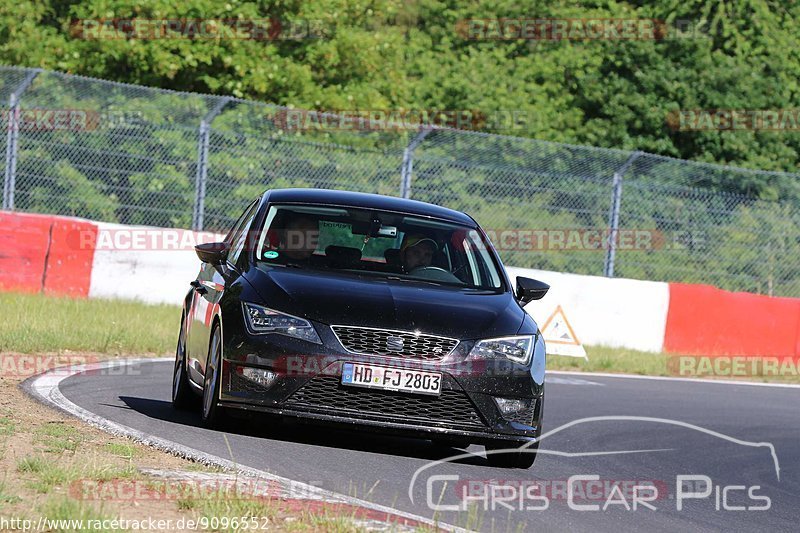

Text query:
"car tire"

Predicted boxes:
[[171, 313, 197, 410], [201, 323, 226, 428], [485, 440, 538, 469]]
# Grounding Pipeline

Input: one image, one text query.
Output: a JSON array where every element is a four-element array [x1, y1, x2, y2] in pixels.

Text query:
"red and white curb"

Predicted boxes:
[[23, 357, 468, 533]]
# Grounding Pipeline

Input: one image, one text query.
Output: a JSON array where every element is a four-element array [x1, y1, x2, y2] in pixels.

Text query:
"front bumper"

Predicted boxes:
[[220, 310, 544, 443], [222, 367, 543, 447], [218, 318, 544, 445], [218, 399, 537, 446]]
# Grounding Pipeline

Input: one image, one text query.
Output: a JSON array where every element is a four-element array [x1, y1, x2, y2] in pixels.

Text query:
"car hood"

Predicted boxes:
[[245, 265, 525, 340]]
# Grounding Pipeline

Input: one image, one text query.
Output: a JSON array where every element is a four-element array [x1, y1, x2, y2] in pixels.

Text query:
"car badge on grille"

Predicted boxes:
[[386, 336, 404, 352]]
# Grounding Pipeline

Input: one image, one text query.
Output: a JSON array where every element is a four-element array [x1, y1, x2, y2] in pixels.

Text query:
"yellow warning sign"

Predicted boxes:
[[541, 305, 587, 359]]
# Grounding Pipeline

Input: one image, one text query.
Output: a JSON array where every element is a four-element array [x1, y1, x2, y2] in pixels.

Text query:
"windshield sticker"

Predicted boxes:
[[320, 220, 351, 230]]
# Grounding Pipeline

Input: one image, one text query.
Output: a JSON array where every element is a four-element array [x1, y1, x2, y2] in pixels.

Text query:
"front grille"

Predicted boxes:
[[332, 325, 458, 361], [285, 376, 485, 429]]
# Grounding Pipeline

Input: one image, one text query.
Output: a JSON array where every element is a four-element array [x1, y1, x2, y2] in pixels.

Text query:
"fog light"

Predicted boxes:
[[493, 397, 533, 415], [241, 367, 278, 389]]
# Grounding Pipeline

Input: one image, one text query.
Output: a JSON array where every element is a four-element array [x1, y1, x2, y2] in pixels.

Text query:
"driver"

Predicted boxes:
[[400, 234, 438, 273]]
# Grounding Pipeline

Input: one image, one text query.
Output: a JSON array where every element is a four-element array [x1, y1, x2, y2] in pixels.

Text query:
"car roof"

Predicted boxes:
[[263, 188, 477, 226]]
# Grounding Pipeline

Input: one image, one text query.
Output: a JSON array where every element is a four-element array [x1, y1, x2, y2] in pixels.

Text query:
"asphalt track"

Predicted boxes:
[[38, 360, 799, 532]]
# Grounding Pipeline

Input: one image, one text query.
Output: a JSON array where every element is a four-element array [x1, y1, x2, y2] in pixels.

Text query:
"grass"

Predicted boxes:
[[17, 453, 138, 494], [549, 346, 672, 375], [17, 456, 71, 493], [176, 486, 371, 532], [0, 416, 14, 436], [0, 291, 180, 354], [426, 501, 493, 533], [17, 455, 51, 474], [104, 443, 137, 459], [0, 479, 22, 506], [289, 514, 366, 533], [34, 422, 86, 453], [38, 497, 126, 533], [180, 488, 281, 531]]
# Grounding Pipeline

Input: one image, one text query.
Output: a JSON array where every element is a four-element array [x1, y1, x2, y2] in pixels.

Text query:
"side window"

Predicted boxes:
[[225, 200, 258, 245], [226, 200, 259, 266]]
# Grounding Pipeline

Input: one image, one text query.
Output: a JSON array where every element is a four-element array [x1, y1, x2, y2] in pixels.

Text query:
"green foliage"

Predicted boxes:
[[1, 0, 799, 183], [0, 1, 798, 295], [23, 159, 119, 220]]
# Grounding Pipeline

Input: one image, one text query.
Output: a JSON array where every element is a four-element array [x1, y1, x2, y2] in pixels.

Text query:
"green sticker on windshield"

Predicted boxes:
[[264, 250, 279, 259]]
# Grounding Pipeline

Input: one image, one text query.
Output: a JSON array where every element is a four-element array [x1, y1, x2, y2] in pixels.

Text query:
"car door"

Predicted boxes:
[[186, 199, 260, 383]]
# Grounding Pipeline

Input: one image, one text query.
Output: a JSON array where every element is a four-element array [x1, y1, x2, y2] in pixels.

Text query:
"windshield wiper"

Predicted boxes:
[[386, 275, 444, 286], [258, 260, 306, 269]]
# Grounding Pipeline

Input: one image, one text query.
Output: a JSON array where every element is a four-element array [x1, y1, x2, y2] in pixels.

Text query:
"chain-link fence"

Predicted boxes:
[[1, 66, 798, 297]]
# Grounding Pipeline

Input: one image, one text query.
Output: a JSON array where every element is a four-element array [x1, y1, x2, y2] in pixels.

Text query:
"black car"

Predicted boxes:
[[172, 189, 549, 468]]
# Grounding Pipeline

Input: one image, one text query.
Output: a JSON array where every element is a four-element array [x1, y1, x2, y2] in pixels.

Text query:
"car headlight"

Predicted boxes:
[[469, 335, 535, 365], [242, 302, 322, 344]]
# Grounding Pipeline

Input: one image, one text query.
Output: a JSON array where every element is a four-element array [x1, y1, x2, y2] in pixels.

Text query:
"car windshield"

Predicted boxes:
[[254, 204, 504, 290]]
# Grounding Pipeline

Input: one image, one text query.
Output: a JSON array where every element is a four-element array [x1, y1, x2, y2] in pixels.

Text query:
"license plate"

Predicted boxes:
[[341, 362, 442, 396]]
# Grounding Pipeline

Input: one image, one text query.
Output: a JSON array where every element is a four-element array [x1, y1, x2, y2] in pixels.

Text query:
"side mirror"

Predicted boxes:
[[516, 277, 549, 306], [195, 242, 230, 265]]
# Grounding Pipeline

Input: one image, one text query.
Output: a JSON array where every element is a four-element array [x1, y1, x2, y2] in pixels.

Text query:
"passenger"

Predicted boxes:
[[281, 216, 319, 261]]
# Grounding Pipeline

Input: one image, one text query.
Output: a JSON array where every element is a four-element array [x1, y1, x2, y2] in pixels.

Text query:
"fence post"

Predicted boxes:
[[399, 126, 433, 199], [3, 69, 41, 211], [192, 97, 231, 231], [603, 151, 642, 278]]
